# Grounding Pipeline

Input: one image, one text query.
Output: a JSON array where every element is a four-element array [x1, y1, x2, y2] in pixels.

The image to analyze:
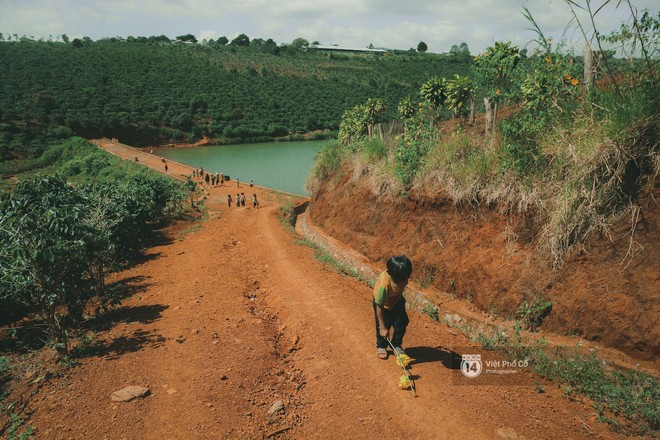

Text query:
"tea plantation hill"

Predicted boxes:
[[0, 35, 471, 161]]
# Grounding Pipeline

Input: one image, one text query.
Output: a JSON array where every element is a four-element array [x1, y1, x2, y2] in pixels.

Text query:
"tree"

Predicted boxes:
[[397, 96, 416, 120], [417, 41, 428, 53], [445, 74, 475, 121], [420, 76, 448, 124], [364, 97, 387, 139], [0, 175, 94, 353], [230, 33, 250, 47], [473, 41, 521, 134], [289, 37, 309, 52], [338, 103, 369, 145], [176, 34, 197, 43], [217, 36, 228, 46]]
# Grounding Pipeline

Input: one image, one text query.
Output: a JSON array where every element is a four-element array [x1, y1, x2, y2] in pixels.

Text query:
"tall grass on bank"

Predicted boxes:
[[308, 80, 658, 267]]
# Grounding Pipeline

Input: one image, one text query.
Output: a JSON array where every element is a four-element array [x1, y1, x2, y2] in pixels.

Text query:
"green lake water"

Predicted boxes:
[[153, 140, 328, 196]]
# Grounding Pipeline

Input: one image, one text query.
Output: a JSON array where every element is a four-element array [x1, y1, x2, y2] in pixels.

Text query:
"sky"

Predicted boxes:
[[0, 0, 656, 54]]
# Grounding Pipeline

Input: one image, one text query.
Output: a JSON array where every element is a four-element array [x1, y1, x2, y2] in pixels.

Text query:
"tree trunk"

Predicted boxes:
[[484, 98, 494, 135], [583, 46, 594, 93], [469, 97, 475, 125], [377, 123, 385, 140]]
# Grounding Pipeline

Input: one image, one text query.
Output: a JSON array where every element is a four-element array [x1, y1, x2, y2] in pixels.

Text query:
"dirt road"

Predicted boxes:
[[22, 141, 619, 439]]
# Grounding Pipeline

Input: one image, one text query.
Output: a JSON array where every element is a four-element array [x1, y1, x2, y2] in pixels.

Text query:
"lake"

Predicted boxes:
[[153, 140, 328, 196]]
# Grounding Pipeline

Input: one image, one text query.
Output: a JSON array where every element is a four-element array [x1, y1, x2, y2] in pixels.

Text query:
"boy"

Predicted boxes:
[[373, 255, 413, 360]]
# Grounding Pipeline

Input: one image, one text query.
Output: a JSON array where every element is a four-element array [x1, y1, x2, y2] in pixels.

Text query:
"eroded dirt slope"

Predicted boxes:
[[309, 162, 659, 361]]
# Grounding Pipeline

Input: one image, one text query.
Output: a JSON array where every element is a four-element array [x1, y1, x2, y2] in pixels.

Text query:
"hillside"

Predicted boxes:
[[0, 38, 469, 158]]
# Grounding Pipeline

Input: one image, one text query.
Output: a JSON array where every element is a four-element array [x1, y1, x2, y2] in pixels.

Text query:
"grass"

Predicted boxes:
[[294, 238, 374, 287], [422, 304, 439, 321], [514, 298, 552, 332], [534, 347, 659, 435], [277, 200, 297, 231], [468, 321, 659, 436]]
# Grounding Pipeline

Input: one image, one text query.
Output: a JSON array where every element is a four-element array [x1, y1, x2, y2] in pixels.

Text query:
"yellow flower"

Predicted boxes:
[[544, 56, 552, 64], [564, 73, 572, 81], [571, 78, 579, 86], [473, 55, 479, 61], [395, 353, 412, 368], [399, 375, 412, 390], [495, 89, 501, 95]]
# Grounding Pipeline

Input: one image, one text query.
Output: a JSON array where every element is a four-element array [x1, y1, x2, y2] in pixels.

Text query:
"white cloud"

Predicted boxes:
[[0, 0, 656, 53]]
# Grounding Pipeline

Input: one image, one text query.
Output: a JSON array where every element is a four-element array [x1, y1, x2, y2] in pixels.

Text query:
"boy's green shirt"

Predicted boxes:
[[373, 271, 405, 309]]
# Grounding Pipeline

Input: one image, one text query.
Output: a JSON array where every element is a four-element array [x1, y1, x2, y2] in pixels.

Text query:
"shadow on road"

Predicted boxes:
[[405, 346, 462, 370], [105, 275, 153, 303], [74, 304, 169, 359], [101, 329, 168, 360]]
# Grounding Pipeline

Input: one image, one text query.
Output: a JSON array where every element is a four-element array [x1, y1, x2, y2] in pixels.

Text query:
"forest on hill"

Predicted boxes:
[[0, 35, 471, 161]]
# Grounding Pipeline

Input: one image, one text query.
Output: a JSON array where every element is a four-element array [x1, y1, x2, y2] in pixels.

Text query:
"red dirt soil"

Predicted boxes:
[[308, 161, 660, 364], [0, 141, 646, 439]]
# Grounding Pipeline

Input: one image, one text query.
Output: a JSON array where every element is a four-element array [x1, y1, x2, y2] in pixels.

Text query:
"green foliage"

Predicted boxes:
[[534, 348, 659, 435], [394, 120, 437, 186], [294, 238, 373, 286], [473, 41, 522, 101], [0, 38, 469, 153], [420, 76, 448, 112], [338, 103, 369, 145], [355, 138, 388, 161], [473, 322, 658, 435], [0, 147, 186, 353], [5, 413, 35, 440], [0, 355, 11, 393], [422, 304, 439, 321], [309, 141, 345, 180], [515, 298, 552, 332], [445, 74, 474, 117], [499, 113, 545, 173], [397, 96, 416, 119]]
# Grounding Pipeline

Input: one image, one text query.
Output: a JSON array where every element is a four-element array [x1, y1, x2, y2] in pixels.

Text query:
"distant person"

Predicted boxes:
[[150, 149, 154, 154], [250, 180, 254, 187], [227, 194, 232, 208], [220, 173, 224, 185], [135, 156, 139, 162], [235, 193, 240, 207], [205, 173, 210, 186], [252, 193, 260, 209], [237, 178, 240, 188], [373, 256, 413, 360], [240, 192, 246, 207], [164, 163, 169, 172]]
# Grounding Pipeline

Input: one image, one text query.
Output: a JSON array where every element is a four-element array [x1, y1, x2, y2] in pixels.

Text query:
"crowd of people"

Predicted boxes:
[[188, 167, 261, 210]]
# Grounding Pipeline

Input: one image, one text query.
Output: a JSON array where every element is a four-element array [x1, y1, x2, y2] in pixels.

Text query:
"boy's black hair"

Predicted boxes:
[[386, 255, 413, 283]]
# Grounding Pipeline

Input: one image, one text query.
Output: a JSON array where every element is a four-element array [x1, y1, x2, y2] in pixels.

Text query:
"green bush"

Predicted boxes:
[[306, 141, 345, 194]]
